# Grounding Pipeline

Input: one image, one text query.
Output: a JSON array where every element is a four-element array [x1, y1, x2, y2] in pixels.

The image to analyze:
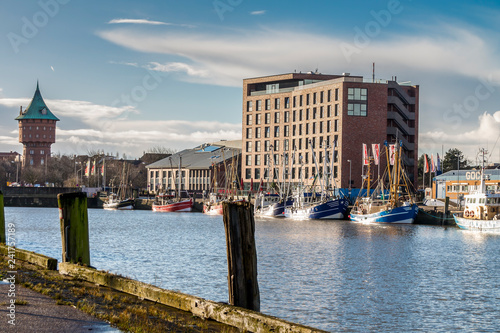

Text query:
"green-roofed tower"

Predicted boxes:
[[16, 82, 59, 168]]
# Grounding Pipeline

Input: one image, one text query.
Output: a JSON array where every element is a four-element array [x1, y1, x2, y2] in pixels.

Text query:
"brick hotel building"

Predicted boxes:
[[241, 72, 419, 190]]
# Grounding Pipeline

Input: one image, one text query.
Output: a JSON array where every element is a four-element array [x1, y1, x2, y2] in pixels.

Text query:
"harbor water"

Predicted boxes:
[[5, 207, 500, 332]]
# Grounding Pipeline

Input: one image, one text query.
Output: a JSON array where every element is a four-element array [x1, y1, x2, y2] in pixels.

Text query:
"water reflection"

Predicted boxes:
[[5, 207, 500, 332]]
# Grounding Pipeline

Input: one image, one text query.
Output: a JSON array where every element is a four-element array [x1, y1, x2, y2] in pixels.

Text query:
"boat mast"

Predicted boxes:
[[309, 139, 323, 196], [178, 156, 182, 199], [480, 148, 487, 193]]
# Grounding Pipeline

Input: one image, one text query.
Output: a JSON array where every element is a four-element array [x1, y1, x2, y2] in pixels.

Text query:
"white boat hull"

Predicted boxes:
[[453, 215, 500, 233]]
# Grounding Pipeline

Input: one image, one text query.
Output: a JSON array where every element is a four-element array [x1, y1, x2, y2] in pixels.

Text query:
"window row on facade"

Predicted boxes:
[[244, 165, 339, 181], [246, 120, 340, 140], [245, 134, 339, 153], [246, 89, 341, 112]]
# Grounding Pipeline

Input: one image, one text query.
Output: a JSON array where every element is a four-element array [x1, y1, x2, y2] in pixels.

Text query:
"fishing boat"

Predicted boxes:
[[152, 156, 193, 212], [254, 192, 293, 218], [350, 140, 418, 224], [203, 149, 244, 215], [103, 193, 135, 210], [152, 192, 193, 212], [103, 162, 135, 210], [454, 149, 500, 232], [285, 140, 348, 220]]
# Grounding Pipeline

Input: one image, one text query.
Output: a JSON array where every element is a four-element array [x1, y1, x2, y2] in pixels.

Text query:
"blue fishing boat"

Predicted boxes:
[[284, 139, 348, 220], [285, 191, 349, 220], [350, 140, 418, 224], [254, 192, 293, 218]]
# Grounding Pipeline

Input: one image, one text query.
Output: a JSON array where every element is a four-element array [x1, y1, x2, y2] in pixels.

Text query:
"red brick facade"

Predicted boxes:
[[241, 73, 419, 190], [18, 118, 57, 167]]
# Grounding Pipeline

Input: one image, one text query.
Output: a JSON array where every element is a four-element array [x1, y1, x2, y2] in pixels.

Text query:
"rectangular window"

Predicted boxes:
[[265, 140, 270, 152], [335, 88, 339, 101], [284, 125, 289, 137], [312, 122, 316, 134], [293, 96, 297, 108], [246, 128, 252, 139], [265, 113, 271, 124], [256, 127, 261, 138], [347, 88, 367, 100], [299, 110, 303, 121], [265, 127, 270, 138], [246, 168, 251, 179], [257, 100, 262, 111], [284, 139, 289, 151], [292, 110, 296, 122], [255, 168, 260, 179], [335, 104, 339, 116], [246, 114, 252, 125], [320, 91, 324, 103], [299, 95, 303, 107], [299, 124, 302, 135], [275, 98, 280, 109], [319, 122, 323, 133], [274, 112, 280, 123], [306, 109, 310, 120], [313, 92, 317, 104], [347, 103, 367, 116], [327, 105, 331, 117], [246, 155, 252, 166], [255, 154, 261, 166], [298, 138, 302, 150], [327, 120, 331, 132], [328, 90, 332, 102], [255, 141, 261, 152], [284, 111, 290, 122], [274, 126, 280, 137], [274, 140, 280, 151], [306, 94, 310, 105], [256, 113, 262, 125], [334, 119, 338, 131], [285, 97, 290, 108], [247, 101, 253, 111], [320, 106, 324, 118], [305, 123, 309, 135], [246, 141, 252, 152], [265, 99, 271, 110], [292, 125, 296, 136], [313, 107, 317, 119]]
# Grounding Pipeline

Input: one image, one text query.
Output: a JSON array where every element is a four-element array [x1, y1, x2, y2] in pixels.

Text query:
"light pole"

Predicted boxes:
[[456, 153, 461, 208], [347, 159, 352, 192]]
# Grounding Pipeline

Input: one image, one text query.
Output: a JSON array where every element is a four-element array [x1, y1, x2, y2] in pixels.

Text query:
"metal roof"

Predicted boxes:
[[146, 143, 241, 170], [15, 82, 60, 121]]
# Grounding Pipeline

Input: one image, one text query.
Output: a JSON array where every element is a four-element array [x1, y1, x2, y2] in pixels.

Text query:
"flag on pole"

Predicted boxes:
[[101, 163, 104, 176], [372, 144, 380, 165], [362, 144, 369, 165], [436, 153, 441, 172], [250, 178, 254, 192], [389, 144, 396, 165], [259, 179, 264, 192], [85, 159, 90, 177], [431, 154, 436, 173], [91, 160, 95, 176], [424, 154, 429, 173]]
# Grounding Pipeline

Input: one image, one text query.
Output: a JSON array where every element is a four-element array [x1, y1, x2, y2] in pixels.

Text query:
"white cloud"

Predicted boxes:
[[145, 62, 209, 78], [96, 23, 500, 87], [107, 18, 196, 28], [108, 18, 170, 25], [250, 10, 266, 15], [419, 111, 500, 160]]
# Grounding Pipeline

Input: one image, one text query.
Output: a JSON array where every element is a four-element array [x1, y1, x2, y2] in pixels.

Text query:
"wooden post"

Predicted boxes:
[[223, 201, 260, 311], [0, 190, 5, 243], [58, 192, 90, 265], [443, 196, 450, 225]]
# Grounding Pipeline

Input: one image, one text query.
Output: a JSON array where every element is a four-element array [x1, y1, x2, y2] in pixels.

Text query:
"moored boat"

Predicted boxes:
[[285, 191, 348, 220], [103, 194, 134, 210], [152, 194, 193, 212], [350, 139, 418, 224], [453, 149, 500, 233], [254, 192, 293, 218]]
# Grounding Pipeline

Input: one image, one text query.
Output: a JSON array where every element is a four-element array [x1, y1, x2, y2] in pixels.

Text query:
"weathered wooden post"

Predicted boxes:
[[0, 190, 5, 243], [58, 192, 90, 265], [222, 201, 260, 311]]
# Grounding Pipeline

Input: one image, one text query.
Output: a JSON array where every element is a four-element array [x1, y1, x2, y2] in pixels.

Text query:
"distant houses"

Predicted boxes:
[[146, 140, 242, 194]]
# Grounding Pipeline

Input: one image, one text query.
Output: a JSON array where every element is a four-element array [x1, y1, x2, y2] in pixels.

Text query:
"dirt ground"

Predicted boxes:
[[0, 255, 241, 333]]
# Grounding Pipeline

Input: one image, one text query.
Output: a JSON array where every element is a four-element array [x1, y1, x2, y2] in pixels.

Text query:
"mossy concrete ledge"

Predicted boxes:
[[59, 262, 328, 333], [0, 244, 57, 270]]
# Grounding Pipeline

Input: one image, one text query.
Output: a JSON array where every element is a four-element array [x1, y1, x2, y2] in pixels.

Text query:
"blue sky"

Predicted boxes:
[[1, 0, 500, 162]]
